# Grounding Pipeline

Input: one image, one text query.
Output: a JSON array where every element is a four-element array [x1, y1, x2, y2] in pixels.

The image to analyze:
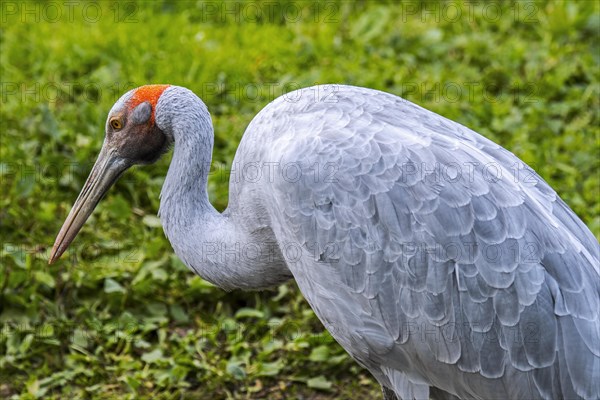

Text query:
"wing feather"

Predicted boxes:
[[251, 85, 600, 399]]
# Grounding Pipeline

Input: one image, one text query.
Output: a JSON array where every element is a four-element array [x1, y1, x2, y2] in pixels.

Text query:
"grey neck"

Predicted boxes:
[[154, 86, 291, 290], [157, 86, 215, 227]]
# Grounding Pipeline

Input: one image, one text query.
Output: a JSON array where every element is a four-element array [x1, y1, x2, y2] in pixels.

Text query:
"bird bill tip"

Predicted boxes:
[[48, 233, 70, 264], [48, 245, 61, 264]]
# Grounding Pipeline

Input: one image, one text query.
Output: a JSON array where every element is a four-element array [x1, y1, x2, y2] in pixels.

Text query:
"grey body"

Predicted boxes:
[[154, 85, 599, 399]]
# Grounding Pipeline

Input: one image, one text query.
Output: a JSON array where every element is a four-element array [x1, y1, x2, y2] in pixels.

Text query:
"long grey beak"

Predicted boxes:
[[49, 146, 131, 264]]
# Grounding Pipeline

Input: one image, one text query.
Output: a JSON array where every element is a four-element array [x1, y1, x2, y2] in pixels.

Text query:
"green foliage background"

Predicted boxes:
[[1, 1, 598, 399]]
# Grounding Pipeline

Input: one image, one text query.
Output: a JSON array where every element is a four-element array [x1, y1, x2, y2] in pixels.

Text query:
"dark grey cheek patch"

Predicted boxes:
[[130, 102, 152, 125]]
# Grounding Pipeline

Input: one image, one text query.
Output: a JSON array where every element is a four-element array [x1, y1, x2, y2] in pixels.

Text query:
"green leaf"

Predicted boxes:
[[307, 375, 333, 391], [71, 329, 89, 348], [104, 278, 126, 293], [26, 378, 48, 398], [146, 302, 168, 317], [226, 361, 246, 380], [34, 271, 55, 288], [309, 345, 329, 362], [19, 334, 34, 354], [142, 215, 162, 228], [169, 304, 189, 323], [106, 194, 131, 219], [141, 348, 163, 364], [257, 360, 283, 376], [235, 308, 264, 319]]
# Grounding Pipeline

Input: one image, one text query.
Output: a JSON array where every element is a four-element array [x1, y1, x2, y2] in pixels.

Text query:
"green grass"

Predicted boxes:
[[1, 1, 598, 399]]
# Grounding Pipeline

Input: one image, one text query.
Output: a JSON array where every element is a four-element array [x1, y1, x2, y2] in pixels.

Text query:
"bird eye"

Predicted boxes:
[[110, 118, 123, 130]]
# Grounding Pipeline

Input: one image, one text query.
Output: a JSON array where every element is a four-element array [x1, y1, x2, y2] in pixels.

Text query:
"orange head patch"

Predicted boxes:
[[128, 84, 170, 124]]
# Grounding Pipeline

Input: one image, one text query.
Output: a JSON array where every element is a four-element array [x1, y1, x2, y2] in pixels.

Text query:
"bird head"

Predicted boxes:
[[48, 84, 173, 264]]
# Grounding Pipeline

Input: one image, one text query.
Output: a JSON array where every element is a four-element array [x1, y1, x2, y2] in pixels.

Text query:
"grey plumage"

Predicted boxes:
[[52, 84, 600, 400], [221, 85, 598, 399]]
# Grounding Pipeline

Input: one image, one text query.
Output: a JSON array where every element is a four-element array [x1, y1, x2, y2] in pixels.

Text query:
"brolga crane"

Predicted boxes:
[[49, 84, 599, 400]]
